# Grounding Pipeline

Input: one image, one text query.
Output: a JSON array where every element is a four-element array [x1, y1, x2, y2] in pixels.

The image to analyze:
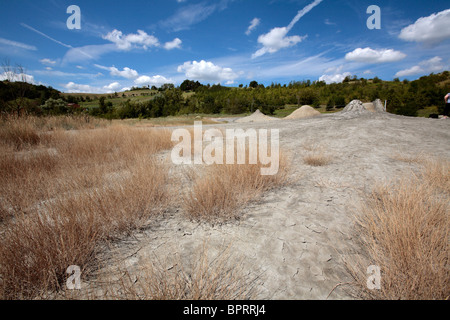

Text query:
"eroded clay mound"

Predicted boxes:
[[343, 100, 370, 114], [235, 109, 280, 123], [285, 105, 321, 120]]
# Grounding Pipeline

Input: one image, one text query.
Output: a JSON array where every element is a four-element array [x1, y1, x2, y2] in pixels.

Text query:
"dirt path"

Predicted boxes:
[[97, 112, 450, 300]]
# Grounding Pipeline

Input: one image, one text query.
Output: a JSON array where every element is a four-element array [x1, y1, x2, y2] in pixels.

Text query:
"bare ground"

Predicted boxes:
[[92, 111, 450, 300]]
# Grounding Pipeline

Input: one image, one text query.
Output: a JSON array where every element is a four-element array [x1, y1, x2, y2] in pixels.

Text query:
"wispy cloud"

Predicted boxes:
[[20, 23, 72, 49], [395, 56, 447, 78], [246, 18, 261, 35], [21, 23, 97, 62], [0, 37, 37, 51], [160, 0, 232, 32], [62, 44, 117, 64], [39, 58, 57, 65]]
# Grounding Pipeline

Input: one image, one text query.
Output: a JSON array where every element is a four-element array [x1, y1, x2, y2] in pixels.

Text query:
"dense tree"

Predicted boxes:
[[180, 79, 202, 92], [249, 81, 259, 89]]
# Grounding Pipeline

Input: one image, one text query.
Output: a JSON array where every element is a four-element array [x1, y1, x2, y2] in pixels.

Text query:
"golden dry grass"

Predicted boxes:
[[0, 119, 173, 299], [84, 243, 257, 300], [183, 149, 289, 221], [302, 140, 332, 167], [0, 117, 290, 299], [351, 158, 449, 300], [303, 151, 332, 167], [0, 115, 108, 151]]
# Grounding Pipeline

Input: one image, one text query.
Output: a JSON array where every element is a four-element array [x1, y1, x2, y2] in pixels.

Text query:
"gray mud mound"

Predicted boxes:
[[361, 99, 386, 113], [343, 100, 370, 114], [285, 105, 321, 120], [235, 109, 280, 123], [373, 99, 386, 112], [363, 102, 376, 112]]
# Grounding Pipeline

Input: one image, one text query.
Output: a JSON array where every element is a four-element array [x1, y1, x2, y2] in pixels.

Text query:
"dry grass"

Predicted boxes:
[[390, 151, 427, 164], [302, 140, 332, 167], [0, 116, 41, 151], [183, 148, 289, 221], [303, 151, 332, 167], [0, 120, 173, 299], [351, 158, 449, 300], [0, 117, 288, 299], [0, 115, 108, 151], [84, 243, 257, 300]]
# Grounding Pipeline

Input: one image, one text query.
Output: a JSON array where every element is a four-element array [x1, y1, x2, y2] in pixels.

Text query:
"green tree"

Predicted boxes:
[[41, 98, 68, 115], [249, 81, 259, 89]]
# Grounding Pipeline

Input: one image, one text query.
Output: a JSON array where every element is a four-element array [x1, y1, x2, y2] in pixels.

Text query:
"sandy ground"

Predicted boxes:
[[95, 111, 450, 300]]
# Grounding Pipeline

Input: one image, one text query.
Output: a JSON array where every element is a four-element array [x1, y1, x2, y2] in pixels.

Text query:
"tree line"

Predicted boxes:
[[1, 71, 449, 118]]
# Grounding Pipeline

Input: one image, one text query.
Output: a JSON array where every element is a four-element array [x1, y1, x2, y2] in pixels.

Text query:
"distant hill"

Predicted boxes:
[[0, 80, 60, 114], [1, 71, 449, 118]]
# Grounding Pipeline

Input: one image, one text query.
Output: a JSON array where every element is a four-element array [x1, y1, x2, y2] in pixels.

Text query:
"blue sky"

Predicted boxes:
[[0, 0, 449, 93]]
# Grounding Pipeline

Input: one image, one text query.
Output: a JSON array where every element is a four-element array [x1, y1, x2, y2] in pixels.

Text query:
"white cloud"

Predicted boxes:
[[164, 38, 182, 50], [103, 29, 160, 51], [0, 71, 35, 83], [134, 75, 172, 87], [95, 64, 139, 79], [252, 27, 306, 58], [399, 9, 450, 45], [252, 0, 323, 58], [177, 60, 239, 83], [420, 56, 445, 72], [64, 82, 97, 93], [63, 81, 123, 94], [395, 56, 447, 78], [102, 29, 181, 52], [246, 18, 261, 35], [110, 67, 139, 79], [103, 82, 121, 92], [394, 66, 424, 78], [319, 72, 352, 84], [345, 47, 406, 63], [0, 37, 37, 51], [40, 58, 57, 66]]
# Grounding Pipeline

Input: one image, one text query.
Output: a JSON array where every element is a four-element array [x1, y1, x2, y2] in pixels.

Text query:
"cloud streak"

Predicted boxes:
[[0, 37, 37, 51], [160, 0, 232, 32], [287, 0, 324, 32], [246, 18, 261, 35], [20, 23, 72, 49], [252, 0, 323, 58]]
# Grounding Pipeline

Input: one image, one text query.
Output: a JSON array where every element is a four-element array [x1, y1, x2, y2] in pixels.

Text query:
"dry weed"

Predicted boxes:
[[351, 160, 449, 300], [0, 121, 173, 299]]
